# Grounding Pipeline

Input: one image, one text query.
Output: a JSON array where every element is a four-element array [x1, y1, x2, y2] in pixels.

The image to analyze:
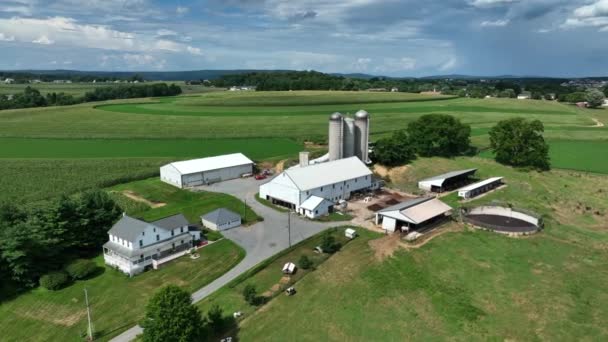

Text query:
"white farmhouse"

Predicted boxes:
[[103, 213, 201, 276], [4, 78, 14, 84], [160, 153, 254, 188], [259, 157, 378, 218]]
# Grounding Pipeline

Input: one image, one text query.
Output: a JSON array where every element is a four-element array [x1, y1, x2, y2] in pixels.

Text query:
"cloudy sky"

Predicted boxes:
[[0, 0, 607, 77]]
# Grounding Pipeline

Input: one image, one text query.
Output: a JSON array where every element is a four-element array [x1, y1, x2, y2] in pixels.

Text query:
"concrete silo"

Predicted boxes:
[[355, 110, 370, 163], [328, 112, 343, 161], [342, 118, 356, 158]]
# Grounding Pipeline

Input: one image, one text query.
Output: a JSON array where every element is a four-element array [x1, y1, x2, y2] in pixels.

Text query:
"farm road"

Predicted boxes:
[[110, 177, 334, 342]]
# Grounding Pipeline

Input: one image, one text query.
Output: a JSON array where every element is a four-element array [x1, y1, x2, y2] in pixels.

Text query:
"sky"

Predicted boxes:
[[1, 0, 608, 77]]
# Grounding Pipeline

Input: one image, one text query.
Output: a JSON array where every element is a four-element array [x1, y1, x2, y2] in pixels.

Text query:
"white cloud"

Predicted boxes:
[[469, 0, 518, 8], [176, 6, 189, 15], [564, 0, 608, 31], [186, 46, 203, 56], [0, 5, 32, 15], [480, 19, 510, 27], [0, 32, 15, 41], [376, 57, 417, 72], [157, 29, 177, 37], [439, 57, 457, 71], [573, 0, 608, 18], [32, 35, 54, 45], [101, 53, 166, 69]]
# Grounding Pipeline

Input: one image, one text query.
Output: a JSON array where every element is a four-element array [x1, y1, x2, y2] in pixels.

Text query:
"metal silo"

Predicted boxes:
[[355, 110, 370, 163], [328, 112, 343, 161], [343, 118, 356, 158]]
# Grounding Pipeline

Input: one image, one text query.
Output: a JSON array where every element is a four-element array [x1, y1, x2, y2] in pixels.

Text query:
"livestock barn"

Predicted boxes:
[[375, 197, 452, 232], [418, 169, 477, 193], [160, 153, 254, 188]]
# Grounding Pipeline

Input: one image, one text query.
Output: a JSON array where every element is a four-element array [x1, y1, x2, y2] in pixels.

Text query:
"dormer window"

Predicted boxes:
[[180, 227, 184, 233]]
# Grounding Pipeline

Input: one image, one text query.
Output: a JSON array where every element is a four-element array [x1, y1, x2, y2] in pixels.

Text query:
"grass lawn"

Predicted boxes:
[[315, 211, 354, 222], [254, 193, 290, 213], [232, 157, 608, 341], [196, 227, 367, 318], [0, 239, 245, 342], [109, 178, 262, 225]]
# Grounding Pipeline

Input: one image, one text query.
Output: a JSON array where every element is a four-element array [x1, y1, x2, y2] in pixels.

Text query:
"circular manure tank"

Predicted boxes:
[[462, 205, 543, 236]]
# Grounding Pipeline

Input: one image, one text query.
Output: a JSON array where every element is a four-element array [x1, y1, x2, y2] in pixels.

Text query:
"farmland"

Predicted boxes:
[[0, 81, 216, 96], [223, 157, 608, 341]]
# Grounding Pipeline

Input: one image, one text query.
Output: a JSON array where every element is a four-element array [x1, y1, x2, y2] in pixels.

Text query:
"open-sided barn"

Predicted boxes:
[[418, 169, 477, 193], [375, 197, 452, 232]]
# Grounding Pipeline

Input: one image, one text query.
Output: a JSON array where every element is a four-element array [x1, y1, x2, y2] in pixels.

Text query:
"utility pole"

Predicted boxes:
[[84, 288, 93, 341], [287, 211, 291, 248]]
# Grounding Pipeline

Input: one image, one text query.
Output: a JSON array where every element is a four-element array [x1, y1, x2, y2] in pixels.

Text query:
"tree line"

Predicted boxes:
[[0, 190, 121, 292], [0, 83, 182, 110], [372, 114, 550, 171]]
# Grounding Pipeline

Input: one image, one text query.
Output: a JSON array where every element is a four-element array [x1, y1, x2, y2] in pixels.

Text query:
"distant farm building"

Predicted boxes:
[[201, 208, 242, 231], [458, 177, 504, 199], [259, 157, 379, 218], [517, 92, 531, 100], [3, 78, 14, 84], [160, 153, 254, 188], [103, 213, 201, 276], [418, 169, 477, 193], [375, 197, 452, 232]]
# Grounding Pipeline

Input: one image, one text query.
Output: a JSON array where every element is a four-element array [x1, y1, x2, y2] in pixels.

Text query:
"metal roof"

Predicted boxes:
[[300, 196, 329, 211], [378, 197, 433, 213], [458, 177, 503, 192], [284, 157, 372, 191], [418, 169, 477, 187], [201, 208, 241, 225], [377, 197, 452, 224], [108, 215, 159, 241], [150, 214, 189, 230], [164, 153, 253, 175]]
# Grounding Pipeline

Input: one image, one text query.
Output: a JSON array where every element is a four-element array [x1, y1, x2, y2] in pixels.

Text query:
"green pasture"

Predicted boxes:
[[0, 239, 244, 342], [0, 81, 215, 96], [0, 137, 301, 159], [109, 178, 261, 224], [478, 140, 608, 174]]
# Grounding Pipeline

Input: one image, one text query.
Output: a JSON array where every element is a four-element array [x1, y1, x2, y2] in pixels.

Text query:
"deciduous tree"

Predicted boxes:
[[489, 118, 550, 170], [407, 114, 471, 157]]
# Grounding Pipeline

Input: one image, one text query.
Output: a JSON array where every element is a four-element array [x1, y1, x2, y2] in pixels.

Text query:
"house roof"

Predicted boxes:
[[108, 215, 158, 241], [164, 153, 253, 175], [283, 157, 372, 191], [300, 196, 330, 211], [378, 197, 452, 225], [458, 177, 503, 192], [150, 214, 189, 230], [418, 169, 477, 187], [201, 208, 241, 225]]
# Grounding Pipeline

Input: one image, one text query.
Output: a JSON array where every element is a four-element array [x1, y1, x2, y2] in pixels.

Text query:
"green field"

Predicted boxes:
[[0, 137, 300, 159], [219, 157, 608, 341], [0, 82, 216, 96], [109, 178, 261, 224], [0, 239, 244, 342]]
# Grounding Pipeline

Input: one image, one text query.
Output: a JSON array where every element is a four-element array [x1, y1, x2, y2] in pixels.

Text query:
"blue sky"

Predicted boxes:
[[1, 0, 607, 77]]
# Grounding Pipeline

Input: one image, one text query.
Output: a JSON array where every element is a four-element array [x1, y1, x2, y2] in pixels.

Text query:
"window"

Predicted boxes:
[[321, 187, 323, 191], [142, 231, 145, 236], [306, 191, 309, 195], [180, 227, 184, 233], [181, 240, 184, 244], [332, 184, 335, 189], [366, 175, 369, 180], [171, 230, 174, 236], [140, 254, 144, 259], [153, 227, 156, 232], [139, 240, 143, 247], [156, 234, 160, 241], [355, 178, 358, 182]]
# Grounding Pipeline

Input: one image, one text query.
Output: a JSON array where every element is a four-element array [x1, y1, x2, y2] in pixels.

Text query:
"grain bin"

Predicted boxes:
[[329, 112, 343, 161]]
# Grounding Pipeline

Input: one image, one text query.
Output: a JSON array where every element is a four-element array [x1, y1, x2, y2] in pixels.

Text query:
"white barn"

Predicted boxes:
[[160, 153, 254, 188], [458, 177, 503, 199], [259, 157, 377, 219], [375, 197, 452, 232]]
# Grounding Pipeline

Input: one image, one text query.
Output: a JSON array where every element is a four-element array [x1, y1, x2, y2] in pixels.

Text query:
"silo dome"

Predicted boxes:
[[355, 110, 369, 119], [330, 112, 343, 121]]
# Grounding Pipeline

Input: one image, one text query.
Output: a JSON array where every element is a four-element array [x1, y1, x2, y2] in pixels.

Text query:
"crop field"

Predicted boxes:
[[0, 81, 215, 96], [0, 90, 606, 203], [0, 239, 244, 342], [228, 157, 608, 341]]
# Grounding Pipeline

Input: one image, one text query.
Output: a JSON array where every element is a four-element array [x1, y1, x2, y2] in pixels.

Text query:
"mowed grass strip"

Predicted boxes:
[[109, 178, 261, 224], [0, 240, 244, 342], [478, 140, 608, 174], [0, 137, 301, 159]]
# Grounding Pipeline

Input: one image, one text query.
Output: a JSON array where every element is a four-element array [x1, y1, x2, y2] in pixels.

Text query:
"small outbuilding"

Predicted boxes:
[[418, 169, 477, 193], [201, 208, 242, 231], [160, 153, 254, 188], [282, 262, 296, 274], [345, 228, 357, 239], [458, 177, 503, 199], [375, 197, 452, 232]]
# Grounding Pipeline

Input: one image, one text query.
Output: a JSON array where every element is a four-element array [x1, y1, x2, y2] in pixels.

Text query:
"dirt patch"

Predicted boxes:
[[122, 190, 166, 208], [279, 276, 291, 284], [402, 222, 464, 250], [16, 306, 87, 327], [591, 118, 605, 127], [275, 159, 287, 173], [369, 233, 404, 262], [367, 203, 385, 211], [373, 164, 410, 183]]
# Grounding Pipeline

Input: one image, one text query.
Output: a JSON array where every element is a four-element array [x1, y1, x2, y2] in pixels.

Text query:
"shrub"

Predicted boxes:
[[242, 284, 258, 305], [66, 259, 98, 280], [39, 271, 70, 290], [299, 255, 313, 270], [320, 233, 341, 254]]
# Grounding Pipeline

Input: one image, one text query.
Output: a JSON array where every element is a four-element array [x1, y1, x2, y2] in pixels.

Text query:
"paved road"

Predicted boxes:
[[110, 178, 334, 342]]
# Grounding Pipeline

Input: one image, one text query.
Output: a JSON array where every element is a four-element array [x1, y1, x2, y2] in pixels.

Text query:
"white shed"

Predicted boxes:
[[160, 153, 254, 188], [345, 228, 357, 239], [201, 208, 242, 231], [282, 262, 296, 274]]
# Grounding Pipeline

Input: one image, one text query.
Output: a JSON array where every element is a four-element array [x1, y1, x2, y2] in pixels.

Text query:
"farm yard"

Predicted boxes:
[[1, 89, 608, 341]]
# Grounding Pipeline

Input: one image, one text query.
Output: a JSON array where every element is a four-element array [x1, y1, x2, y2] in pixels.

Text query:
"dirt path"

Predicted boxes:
[[591, 118, 605, 127], [275, 159, 287, 173], [122, 190, 166, 208]]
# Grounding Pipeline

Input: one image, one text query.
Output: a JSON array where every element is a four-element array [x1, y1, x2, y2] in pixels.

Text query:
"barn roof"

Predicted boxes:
[[201, 208, 241, 225], [418, 169, 477, 187], [300, 196, 330, 211], [164, 153, 253, 175], [377, 197, 452, 225], [284, 157, 371, 191], [458, 177, 503, 192]]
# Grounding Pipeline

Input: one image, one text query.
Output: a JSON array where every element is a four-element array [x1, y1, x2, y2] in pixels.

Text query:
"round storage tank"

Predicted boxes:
[[329, 112, 343, 161], [355, 110, 370, 163], [343, 118, 356, 158]]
